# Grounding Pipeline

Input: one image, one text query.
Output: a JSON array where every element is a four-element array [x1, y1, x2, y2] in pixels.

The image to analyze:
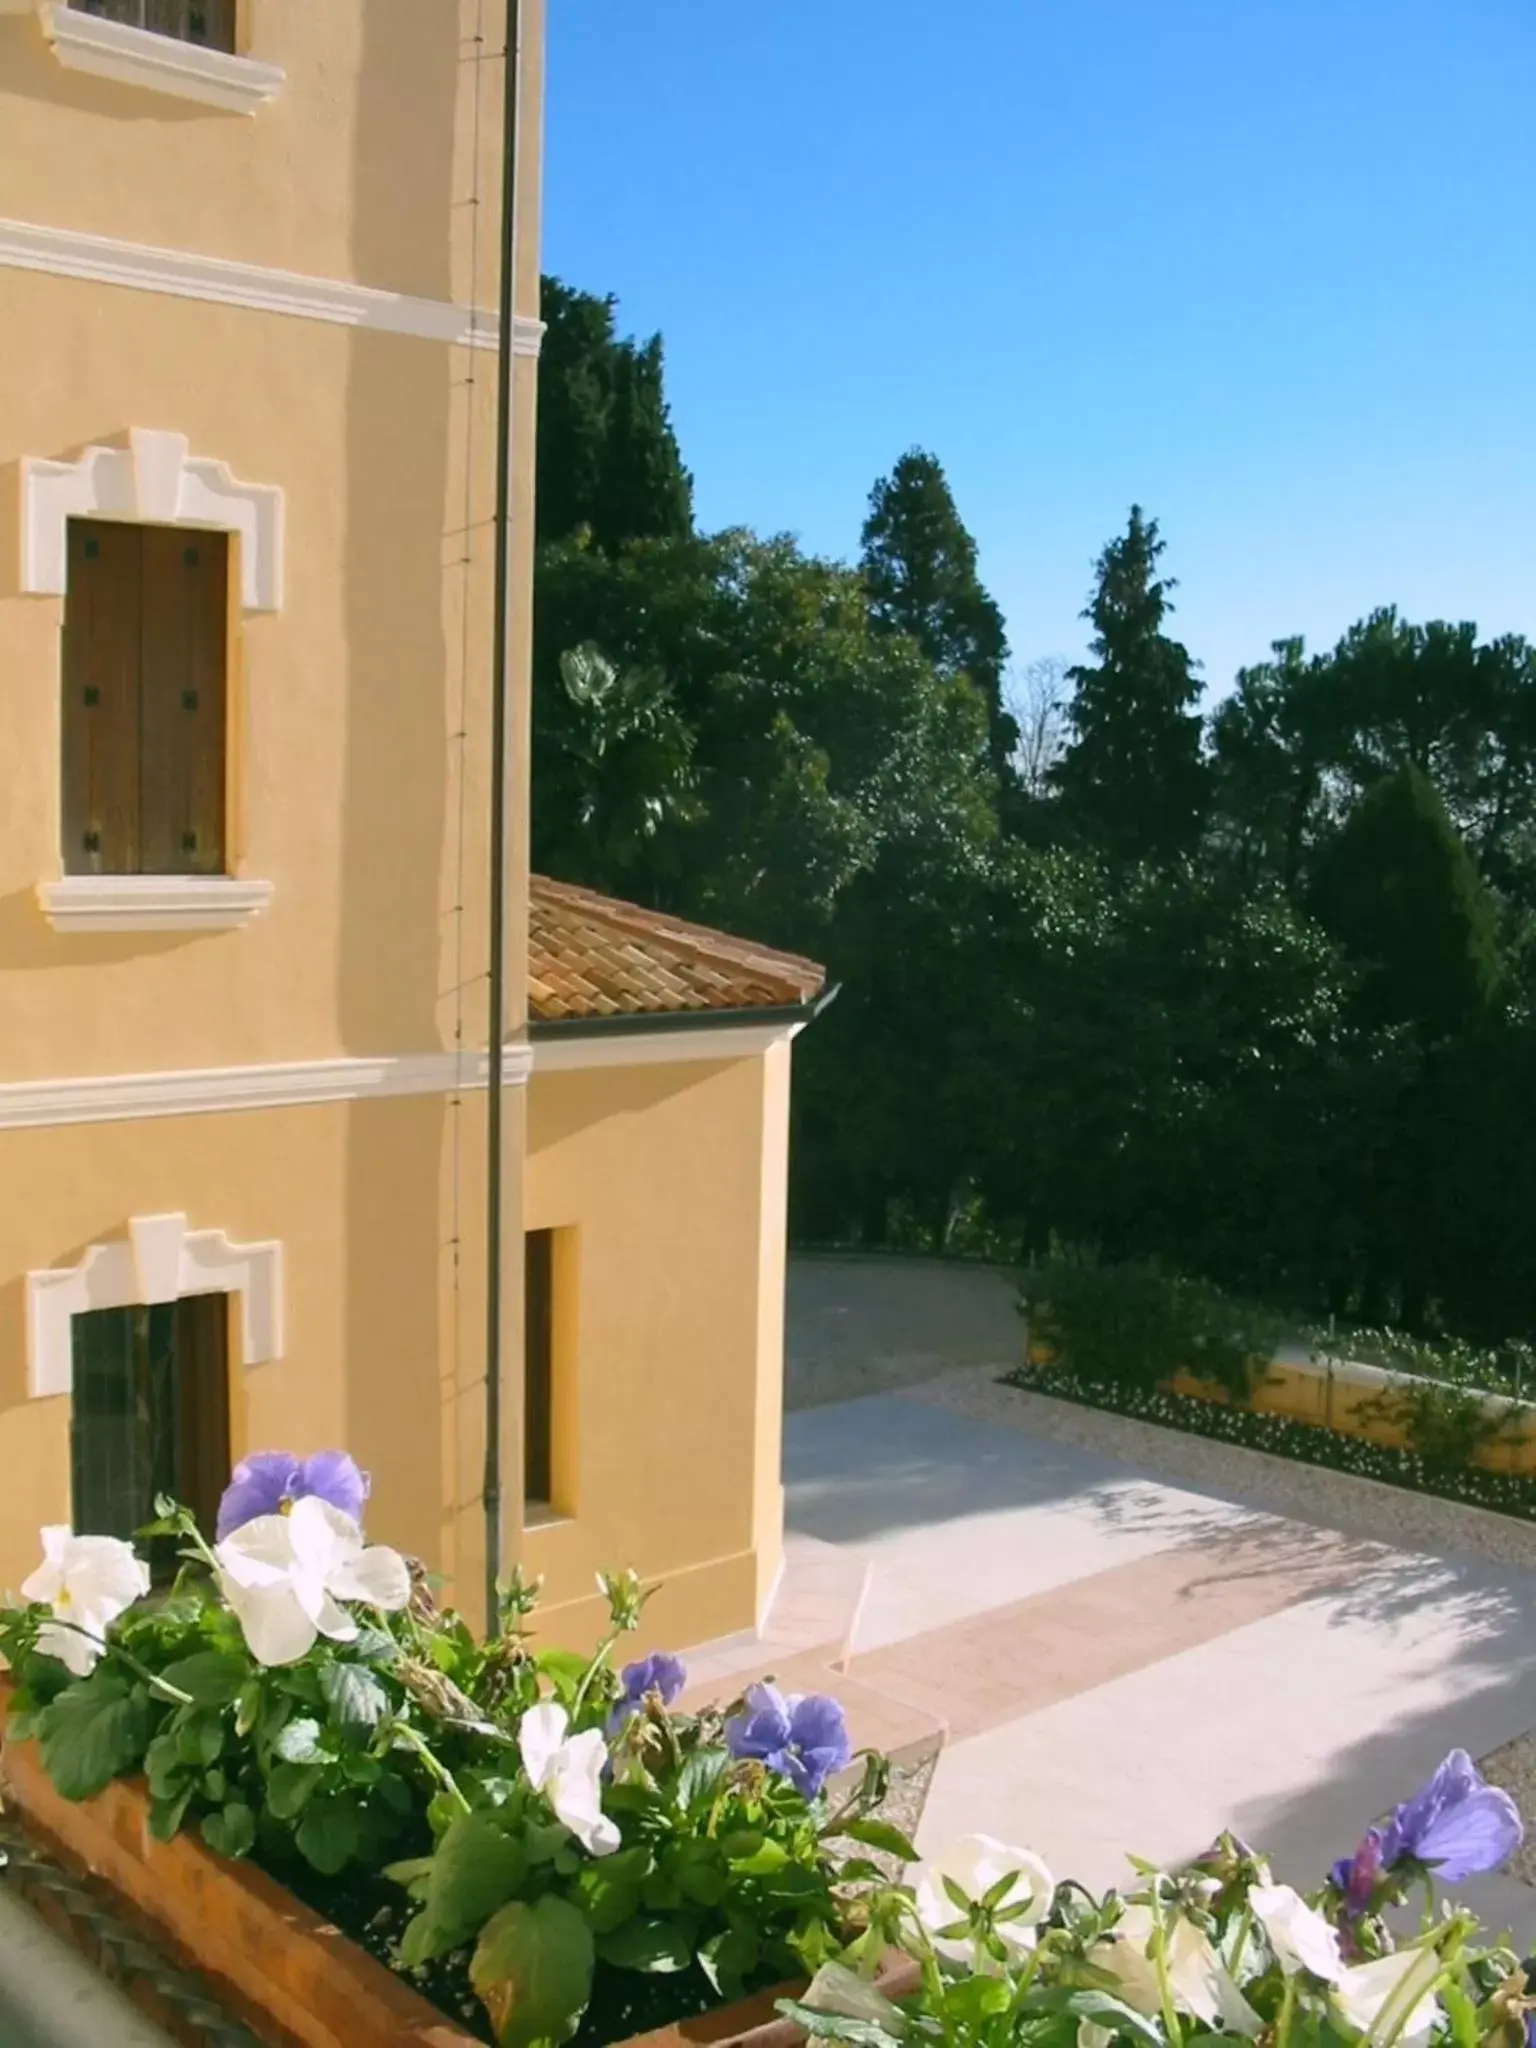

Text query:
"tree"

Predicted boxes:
[[1005, 656, 1071, 800], [535, 277, 693, 553], [1309, 765, 1500, 1040], [859, 450, 1016, 777], [1051, 506, 1209, 861]]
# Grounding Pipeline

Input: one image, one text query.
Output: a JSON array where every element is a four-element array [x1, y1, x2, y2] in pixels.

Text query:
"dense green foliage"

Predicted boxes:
[[530, 277, 1536, 1350]]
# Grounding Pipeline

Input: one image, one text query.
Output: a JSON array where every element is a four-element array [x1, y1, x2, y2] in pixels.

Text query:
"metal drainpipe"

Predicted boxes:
[[0, 1887, 178, 2048], [483, 0, 522, 1638]]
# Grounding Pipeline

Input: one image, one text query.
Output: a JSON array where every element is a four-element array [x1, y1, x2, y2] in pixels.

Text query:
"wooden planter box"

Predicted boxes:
[[0, 1715, 917, 2048]]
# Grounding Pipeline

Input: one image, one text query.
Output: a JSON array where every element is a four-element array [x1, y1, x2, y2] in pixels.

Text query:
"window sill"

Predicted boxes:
[[523, 1503, 573, 1533], [39, 4, 285, 114], [38, 875, 274, 933]]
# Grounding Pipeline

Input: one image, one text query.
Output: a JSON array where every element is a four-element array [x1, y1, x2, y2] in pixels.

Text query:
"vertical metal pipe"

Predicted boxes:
[[484, 0, 521, 1637]]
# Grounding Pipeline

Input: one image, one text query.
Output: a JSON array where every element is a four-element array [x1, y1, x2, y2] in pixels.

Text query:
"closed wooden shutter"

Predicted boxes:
[[139, 527, 227, 875], [62, 521, 142, 874], [60, 518, 228, 877], [172, 1292, 231, 1539]]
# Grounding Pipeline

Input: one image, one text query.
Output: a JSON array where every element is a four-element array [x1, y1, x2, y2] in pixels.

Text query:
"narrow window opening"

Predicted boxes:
[[71, 1294, 232, 1577]]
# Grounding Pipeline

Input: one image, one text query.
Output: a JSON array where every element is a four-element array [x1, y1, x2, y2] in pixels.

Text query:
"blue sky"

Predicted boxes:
[[543, 0, 1535, 702]]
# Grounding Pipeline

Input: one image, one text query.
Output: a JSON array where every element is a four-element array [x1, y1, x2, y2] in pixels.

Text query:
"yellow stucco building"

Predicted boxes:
[[0, 1, 823, 1651]]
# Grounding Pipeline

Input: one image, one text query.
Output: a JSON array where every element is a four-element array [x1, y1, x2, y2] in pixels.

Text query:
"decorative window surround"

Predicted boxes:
[[0, 217, 546, 356], [38, 4, 285, 114], [37, 875, 274, 934], [22, 427, 283, 612], [27, 1211, 283, 1399]]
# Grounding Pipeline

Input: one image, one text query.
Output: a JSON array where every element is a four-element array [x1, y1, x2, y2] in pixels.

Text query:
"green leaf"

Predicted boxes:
[[533, 1649, 589, 1705], [201, 1800, 257, 1860], [774, 2006, 901, 2048], [148, 1784, 195, 1842], [398, 1909, 446, 1970], [1063, 1992, 1167, 2048], [320, 1661, 389, 1733], [830, 1817, 919, 1865], [266, 1760, 323, 1820], [676, 1746, 728, 1813], [352, 1625, 400, 1666], [576, 1848, 649, 1935], [698, 1926, 759, 1999], [144, 1731, 186, 1797], [597, 1916, 696, 1975], [37, 1679, 152, 1801], [425, 1813, 527, 1942], [728, 1837, 788, 1876], [158, 1651, 249, 1707], [296, 1793, 361, 1875], [274, 1715, 325, 1764], [471, 1895, 595, 2048]]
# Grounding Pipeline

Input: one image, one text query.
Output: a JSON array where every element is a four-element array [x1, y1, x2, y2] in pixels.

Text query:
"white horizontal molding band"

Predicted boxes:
[[0, 217, 544, 355], [0, 1022, 798, 1129]]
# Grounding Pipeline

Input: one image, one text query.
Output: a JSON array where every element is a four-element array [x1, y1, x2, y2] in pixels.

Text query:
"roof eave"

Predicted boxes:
[[527, 982, 841, 1042]]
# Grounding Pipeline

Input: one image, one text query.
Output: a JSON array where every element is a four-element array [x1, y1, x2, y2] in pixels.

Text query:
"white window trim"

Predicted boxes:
[[38, 3, 285, 115], [38, 875, 274, 933], [27, 1211, 284, 1399], [21, 426, 283, 612]]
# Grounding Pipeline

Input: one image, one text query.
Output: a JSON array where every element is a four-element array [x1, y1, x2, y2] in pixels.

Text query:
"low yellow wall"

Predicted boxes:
[[1026, 1341, 1536, 1476]]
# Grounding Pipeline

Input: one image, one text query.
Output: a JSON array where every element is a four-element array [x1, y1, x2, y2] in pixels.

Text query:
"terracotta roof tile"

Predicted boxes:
[[529, 876, 827, 1027]]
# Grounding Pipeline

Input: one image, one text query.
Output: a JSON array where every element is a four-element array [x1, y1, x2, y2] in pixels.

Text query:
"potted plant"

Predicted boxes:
[[0, 1450, 917, 2048]]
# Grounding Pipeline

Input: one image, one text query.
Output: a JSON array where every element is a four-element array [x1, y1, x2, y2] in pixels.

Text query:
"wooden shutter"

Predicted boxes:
[[525, 1230, 554, 1502], [172, 1293, 231, 1539], [62, 520, 142, 874], [139, 527, 228, 876]]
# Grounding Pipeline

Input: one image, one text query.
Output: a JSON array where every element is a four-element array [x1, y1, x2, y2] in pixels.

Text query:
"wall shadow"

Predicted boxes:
[[337, 1, 458, 1560]]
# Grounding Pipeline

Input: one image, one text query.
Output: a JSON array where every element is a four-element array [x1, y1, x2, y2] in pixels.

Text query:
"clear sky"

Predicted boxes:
[[542, 0, 1535, 701]]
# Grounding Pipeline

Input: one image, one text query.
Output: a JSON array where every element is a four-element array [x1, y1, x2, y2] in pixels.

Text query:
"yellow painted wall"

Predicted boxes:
[[523, 1048, 792, 1655], [0, 1096, 507, 1598]]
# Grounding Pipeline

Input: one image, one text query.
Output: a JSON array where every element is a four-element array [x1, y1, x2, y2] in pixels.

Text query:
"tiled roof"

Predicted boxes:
[[529, 875, 827, 1027]]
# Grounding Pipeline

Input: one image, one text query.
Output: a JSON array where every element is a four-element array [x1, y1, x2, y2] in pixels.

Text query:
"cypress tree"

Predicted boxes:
[[1051, 506, 1209, 860], [860, 450, 1015, 774]]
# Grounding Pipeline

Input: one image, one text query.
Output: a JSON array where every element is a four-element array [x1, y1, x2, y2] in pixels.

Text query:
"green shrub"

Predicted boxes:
[[1020, 1256, 1282, 1399]]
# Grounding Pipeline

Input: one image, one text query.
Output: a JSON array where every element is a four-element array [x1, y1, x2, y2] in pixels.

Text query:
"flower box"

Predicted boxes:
[[0, 1689, 917, 2048]]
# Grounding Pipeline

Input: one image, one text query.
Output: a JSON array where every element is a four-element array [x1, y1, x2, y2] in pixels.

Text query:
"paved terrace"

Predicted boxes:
[[681, 1255, 1536, 1945]]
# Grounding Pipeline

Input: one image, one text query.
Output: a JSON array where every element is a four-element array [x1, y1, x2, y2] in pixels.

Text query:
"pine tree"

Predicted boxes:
[[1051, 506, 1209, 860], [535, 277, 693, 553], [859, 450, 1015, 774], [1310, 764, 1500, 1038]]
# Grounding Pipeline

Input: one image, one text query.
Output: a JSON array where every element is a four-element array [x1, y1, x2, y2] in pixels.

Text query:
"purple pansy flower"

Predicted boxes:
[[607, 1652, 687, 1736], [215, 1449, 370, 1541], [1330, 1752, 1522, 1899], [725, 1682, 851, 1799], [1380, 1749, 1523, 1883]]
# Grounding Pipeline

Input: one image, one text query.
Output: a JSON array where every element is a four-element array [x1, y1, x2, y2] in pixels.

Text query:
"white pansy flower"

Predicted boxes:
[[518, 1700, 621, 1858], [214, 1494, 409, 1668], [912, 1834, 1054, 1969], [1250, 1883, 1345, 1982], [1332, 1947, 1444, 2048], [1091, 1903, 1260, 2036], [21, 1528, 150, 1677]]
